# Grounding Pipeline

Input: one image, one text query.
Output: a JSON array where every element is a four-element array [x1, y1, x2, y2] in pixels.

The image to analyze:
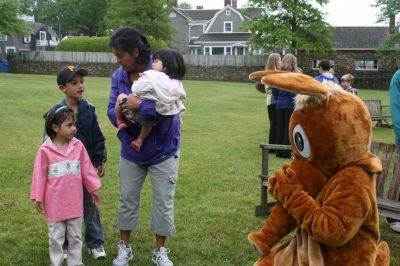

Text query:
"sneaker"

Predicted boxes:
[[88, 245, 106, 260], [112, 241, 133, 266], [152, 247, 173, 266], [389, 221, 400, 233], [63, 249, 68, 260]]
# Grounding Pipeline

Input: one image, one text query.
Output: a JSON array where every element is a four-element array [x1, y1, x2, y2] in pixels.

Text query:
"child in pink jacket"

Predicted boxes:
[[30, 106, 101, 266]]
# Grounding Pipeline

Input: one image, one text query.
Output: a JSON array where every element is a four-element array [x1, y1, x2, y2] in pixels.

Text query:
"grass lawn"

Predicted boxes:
[[0, 73, 398, 265]]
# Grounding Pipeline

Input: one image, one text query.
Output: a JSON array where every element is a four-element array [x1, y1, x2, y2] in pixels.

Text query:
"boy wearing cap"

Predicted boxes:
[[45, 65, 107, 260]]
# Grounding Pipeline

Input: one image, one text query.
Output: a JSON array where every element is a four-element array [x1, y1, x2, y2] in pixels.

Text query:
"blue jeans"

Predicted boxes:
[[83, 186, 104, 249]]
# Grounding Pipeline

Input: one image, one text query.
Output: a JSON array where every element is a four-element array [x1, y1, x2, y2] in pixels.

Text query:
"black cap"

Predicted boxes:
[[57, 65, 88, 85]]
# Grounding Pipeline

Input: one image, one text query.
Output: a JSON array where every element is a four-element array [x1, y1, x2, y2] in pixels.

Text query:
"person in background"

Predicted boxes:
[[46, 65, 107, 260], [255, 53, 281, 150], [340, 74, 358, 95], [275, 53, 300, 158], [108, 26, 181, 266], [315, 59, 339, 84], [31, 106, 101, 266], [388, 68, 400, 233]]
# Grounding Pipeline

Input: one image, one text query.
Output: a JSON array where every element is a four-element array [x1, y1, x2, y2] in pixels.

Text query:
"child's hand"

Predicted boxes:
[[90, 191, 101, 205], [35, 201, 45, 215], [97, 164, 105, 177]]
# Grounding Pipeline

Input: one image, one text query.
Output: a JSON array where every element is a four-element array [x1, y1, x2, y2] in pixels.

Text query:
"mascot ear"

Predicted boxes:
[[261, 72, 329, 100], [249, 70, 287, 83]]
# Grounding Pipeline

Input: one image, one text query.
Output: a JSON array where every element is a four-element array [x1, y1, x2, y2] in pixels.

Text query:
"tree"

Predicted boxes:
[[0, 0, 29, 36], [107, 0, 173, 41], [34, 0, 109, 37], [243, 0, 334, 54], [374, 0, 400, 55], [19, 0, 36, 16], [179, 2, 192, 9]]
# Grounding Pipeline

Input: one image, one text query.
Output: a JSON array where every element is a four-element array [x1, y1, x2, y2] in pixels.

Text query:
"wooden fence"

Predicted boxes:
[[16, 51, 266, 67]]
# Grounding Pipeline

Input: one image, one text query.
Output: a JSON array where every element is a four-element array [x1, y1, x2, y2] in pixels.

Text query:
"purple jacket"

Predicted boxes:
[[107, 66, 180, 165]]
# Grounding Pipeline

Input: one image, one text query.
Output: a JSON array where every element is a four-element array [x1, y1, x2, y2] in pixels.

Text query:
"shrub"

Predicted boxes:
[[55, 36, 169, 53]]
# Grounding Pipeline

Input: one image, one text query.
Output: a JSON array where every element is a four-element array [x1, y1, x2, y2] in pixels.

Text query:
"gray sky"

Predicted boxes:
[[181, 0, 387, 26]]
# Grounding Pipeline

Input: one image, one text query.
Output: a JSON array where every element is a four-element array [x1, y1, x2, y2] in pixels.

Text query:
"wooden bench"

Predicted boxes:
[[363, 99, 392, 128], [255, 142, 400, 220]]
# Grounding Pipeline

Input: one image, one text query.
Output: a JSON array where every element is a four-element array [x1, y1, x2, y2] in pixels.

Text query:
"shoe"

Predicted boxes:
[[112, 241, 133, 266], [389, 221, 400, 233], [88, 245, 106, 260], [152, 247, 173, 266], [63, 249, 67, 259]]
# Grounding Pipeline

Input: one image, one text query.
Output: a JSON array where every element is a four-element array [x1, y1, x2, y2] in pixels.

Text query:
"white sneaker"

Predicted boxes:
[[63, 249, 67, 260], [152, 247, 173, 266], [389, 221, 400, 233], [113, 241, 133, 266], [88, 245, 106, 260]]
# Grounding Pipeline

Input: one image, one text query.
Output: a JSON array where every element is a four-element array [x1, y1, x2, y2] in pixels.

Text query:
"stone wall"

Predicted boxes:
[[297, 50, 398, 90], [8, 58, 263, 83]]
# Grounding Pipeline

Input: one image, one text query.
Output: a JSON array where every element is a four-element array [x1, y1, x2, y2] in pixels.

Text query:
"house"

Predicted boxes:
[[169, 0, 263, 55], [0, 15, 59, 57], [298, 24, 399, 89]]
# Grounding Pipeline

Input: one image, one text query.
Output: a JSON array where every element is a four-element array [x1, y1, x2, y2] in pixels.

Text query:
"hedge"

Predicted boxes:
[[55, 36, 169, 53]]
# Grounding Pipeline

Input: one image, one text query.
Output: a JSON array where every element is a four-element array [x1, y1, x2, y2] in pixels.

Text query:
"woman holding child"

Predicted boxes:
[[107, 26, 184, 266]]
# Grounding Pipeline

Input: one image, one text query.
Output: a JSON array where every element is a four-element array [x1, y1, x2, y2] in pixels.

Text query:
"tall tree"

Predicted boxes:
[[107, 0, 173, 41], [34, 0, 108, 37], [243, 0, 334, 54], [0, 0, 29, 36], [19, 0, 36, 16], [375, 0, 400, 55]]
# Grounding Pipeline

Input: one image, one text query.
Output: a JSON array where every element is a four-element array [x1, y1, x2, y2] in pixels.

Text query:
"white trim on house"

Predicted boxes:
[[224, 21, 233, 33], [5, 46, 16, 53], [204, 5, 244, 33]]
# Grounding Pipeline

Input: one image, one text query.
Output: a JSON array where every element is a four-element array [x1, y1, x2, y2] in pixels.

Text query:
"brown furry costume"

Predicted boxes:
[[248, 70, 390, 266]]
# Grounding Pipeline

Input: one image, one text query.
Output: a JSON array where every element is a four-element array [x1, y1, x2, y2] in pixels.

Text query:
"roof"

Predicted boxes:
[[4, 36, 30, 50], [26, 21, 46, 34], [333, 27, 389, 50], [192, 33, 251, 43], [177, 7, 263, 22]]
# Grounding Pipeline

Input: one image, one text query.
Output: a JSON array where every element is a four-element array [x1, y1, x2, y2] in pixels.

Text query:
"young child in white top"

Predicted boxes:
[[115, 48, 186, 152], [30, 106, 101, 266]]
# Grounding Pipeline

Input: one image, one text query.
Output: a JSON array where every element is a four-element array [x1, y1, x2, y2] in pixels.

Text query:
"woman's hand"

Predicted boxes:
[[35, 201, 45, 215], [90, 191, 101, 205], [125, 94, 142, 110]]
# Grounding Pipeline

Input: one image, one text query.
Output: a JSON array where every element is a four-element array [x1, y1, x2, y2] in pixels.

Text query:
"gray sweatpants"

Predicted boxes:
[[48, 217, 83, 266], [118, 153, 180, 236]]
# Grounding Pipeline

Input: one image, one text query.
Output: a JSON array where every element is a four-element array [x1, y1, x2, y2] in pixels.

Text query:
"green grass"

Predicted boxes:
[[0, 73, 399, 266]]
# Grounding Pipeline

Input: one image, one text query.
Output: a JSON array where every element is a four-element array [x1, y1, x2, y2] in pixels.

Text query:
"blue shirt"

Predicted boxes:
[[107, 66, 180, 165], [390, 69, 400, 144]]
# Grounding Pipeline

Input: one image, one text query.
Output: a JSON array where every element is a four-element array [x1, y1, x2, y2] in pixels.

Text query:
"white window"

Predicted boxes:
[[312, 59, 335, 70], [226, 10, 231, 15], [39, 31, 46, 40], [169, 12, 176, 18], [24, 35, 31, 43], [237, 47, 244, 55], [5, 46, 16, 54], [204, 47, 210, 55], [212, 47, 224, 55], [226, 47, 232, 55], [0, 35, 7, 41], [355, 59, 378, 70], [224, 21, 232, 33]]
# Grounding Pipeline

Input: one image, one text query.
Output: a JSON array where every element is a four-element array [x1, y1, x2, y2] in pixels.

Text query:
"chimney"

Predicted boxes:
[[171, 0, 177, 7], [224, 0, 237, 8], [196, 5, 203, 9], [389, 14, 395, 35]]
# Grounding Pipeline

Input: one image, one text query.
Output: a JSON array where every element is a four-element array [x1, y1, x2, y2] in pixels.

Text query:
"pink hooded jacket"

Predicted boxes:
[[30, 138, 101, 222]]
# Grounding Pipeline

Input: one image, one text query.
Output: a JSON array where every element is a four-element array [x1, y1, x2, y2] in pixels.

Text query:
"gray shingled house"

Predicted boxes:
[[169, 0, 263, 55]]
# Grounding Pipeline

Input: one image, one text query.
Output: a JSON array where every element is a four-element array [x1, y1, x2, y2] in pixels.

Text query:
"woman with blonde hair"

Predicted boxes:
[[257, 53, 281, 149], [275, 53, 300, 158]]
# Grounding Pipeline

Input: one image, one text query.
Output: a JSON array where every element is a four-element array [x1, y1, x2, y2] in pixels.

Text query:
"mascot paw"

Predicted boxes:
[[248, 232, 271, 255]]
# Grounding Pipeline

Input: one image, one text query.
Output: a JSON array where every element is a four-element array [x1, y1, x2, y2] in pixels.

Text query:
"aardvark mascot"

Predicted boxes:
[[248, 70, 390, 266]]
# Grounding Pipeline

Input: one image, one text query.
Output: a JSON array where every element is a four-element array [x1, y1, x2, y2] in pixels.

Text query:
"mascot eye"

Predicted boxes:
[[292, 124, 311, 159]]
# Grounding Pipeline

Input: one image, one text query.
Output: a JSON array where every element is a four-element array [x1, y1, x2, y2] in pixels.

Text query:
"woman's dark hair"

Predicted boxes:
[[45, 106, 76, 140], [153, 49, 186, 80], [109, 26, 151, 65]]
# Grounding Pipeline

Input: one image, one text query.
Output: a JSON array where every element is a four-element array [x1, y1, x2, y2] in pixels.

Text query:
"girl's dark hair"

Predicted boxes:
[[45, 106, 76, 140], [109, 26, 151, 65], [153, 49, 186, 80]]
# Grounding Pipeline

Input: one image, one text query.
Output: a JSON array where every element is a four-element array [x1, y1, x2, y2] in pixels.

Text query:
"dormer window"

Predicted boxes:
[[224, 21, 232, 33], [169, 12, 176, 18], [24, 35, 31, 43], [226, 10, 231, 15]]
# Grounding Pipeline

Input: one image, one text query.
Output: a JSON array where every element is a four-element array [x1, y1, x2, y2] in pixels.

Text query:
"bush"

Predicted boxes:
[[55, 36, 169, 53]]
